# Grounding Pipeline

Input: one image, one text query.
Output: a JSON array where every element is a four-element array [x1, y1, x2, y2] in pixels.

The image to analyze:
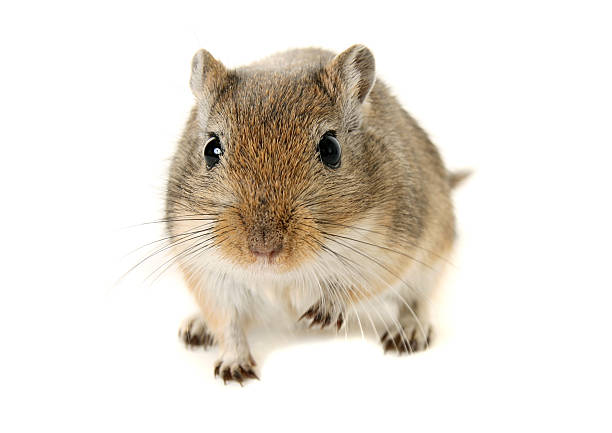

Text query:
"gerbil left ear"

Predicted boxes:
[[189, 49, 228, 100], [325, 45, 376, 130], [327, 45, 376, 104]]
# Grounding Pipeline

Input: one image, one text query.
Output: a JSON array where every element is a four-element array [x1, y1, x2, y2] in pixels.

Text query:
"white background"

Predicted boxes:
[[1, 1, 611, 432]]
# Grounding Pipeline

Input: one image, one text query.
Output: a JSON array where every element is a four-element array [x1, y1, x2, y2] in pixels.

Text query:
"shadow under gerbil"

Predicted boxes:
[[245, 317, 385, 369]]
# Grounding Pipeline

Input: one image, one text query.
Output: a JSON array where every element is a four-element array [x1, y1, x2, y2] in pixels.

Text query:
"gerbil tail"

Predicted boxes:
[[448, 169, 472, 189]]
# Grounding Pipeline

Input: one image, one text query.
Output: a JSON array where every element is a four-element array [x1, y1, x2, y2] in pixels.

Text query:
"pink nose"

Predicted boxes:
[[249, 244, 282, 260]]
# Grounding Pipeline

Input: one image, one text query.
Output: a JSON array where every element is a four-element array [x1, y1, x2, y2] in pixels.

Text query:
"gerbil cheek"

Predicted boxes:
[[282, 207, 324, 267], [214, 209, 257, 266]]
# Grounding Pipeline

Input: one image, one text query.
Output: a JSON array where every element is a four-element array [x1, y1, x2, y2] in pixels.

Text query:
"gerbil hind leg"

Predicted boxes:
[[379, 255, 448, 354]]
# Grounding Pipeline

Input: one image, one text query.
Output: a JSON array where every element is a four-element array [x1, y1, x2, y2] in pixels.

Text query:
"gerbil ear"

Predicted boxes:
[[189, 49, 228, 99], [327, 45, 376, 104]]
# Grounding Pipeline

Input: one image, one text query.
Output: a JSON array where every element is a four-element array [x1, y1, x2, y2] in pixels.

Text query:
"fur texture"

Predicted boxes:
[[166, 45, 457, 384]]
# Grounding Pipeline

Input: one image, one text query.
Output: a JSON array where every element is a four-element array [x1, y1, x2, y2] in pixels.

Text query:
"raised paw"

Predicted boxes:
[[299, 301, 344, 331], [214, 355, 259, 386], [380, 324, 433, 354], [178, 314, 215, 348]]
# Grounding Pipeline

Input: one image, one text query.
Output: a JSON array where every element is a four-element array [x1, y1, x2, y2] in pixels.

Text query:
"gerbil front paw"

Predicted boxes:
[[214, 355, 259, 385], [299, 300, 344, 331], [380, 324, 433, 354], [178, 314, 215, 348]]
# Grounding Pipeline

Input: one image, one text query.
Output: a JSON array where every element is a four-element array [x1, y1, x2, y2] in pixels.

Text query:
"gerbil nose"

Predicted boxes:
[[245, 196, 286, 261], [249, 242, 283, 260]]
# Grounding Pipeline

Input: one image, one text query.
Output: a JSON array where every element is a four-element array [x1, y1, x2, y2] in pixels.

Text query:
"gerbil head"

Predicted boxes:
[[167, 45, 387, 275]]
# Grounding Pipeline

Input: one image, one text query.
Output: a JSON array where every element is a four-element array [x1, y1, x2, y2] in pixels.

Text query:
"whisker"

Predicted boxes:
[[320, 234, 430, 346], [123, 223, 214, 257], [315, 218, 455, 267], [312, 240, 404, 350], [146, 229, 233, 284], [308, 226, 434, 271], [117, 222, 225, 284], [298, 230, 396, 344]]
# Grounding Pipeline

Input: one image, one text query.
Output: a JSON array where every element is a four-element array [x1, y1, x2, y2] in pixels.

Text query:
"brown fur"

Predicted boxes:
[[166, 45, 458, 383]]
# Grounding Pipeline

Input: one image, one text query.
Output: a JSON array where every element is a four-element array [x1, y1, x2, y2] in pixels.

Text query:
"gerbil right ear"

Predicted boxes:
[[326, 45, 376, 104], [189, 49, 228, 99], [323, 45, 376, 129]]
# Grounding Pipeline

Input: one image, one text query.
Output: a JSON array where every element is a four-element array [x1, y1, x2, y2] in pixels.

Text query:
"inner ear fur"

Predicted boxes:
[[189, 49, 228, 100], [326, 44, 376, 104]]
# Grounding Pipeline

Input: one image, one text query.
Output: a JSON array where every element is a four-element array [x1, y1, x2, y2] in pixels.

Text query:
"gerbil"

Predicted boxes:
[[166, 45, 464, 384]]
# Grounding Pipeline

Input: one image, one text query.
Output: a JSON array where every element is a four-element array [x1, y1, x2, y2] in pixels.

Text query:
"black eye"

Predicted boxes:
[[203, 135, 223, 169], [318, 132, 341, 168]]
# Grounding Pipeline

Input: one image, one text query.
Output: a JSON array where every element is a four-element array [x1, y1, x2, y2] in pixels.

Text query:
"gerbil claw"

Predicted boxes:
[[240, 366, 259, 380], [298, 306, 314, 322], [322, 314, 332, 328], [221, 367, 232, 384], [396, 332, 412, 353]]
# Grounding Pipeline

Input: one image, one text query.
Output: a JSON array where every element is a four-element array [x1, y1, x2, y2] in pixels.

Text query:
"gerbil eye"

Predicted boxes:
[[318, 132, 341, 169], [203, 135, 223, 169]]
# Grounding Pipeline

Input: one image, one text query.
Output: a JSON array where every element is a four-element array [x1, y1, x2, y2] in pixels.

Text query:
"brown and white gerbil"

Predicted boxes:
[[166, 45, 465, 384]]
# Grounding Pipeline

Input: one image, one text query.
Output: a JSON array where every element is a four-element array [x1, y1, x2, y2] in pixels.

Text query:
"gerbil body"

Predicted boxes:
[[166, 45, 460, 384]]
